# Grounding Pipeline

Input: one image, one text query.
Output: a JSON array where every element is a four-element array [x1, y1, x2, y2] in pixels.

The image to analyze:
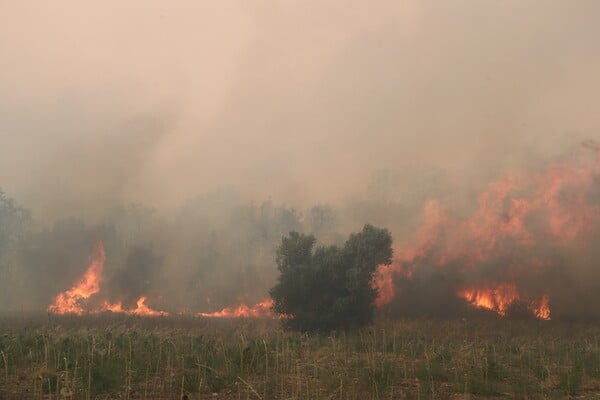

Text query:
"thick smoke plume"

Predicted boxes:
[[1, 1, 600, 318], [376, 145, 600, 320]]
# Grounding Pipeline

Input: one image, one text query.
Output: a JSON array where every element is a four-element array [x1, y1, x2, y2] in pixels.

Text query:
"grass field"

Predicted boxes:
[[0, 315, 599, 399]]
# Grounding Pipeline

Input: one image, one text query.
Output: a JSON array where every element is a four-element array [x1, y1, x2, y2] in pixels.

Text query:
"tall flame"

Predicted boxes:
[[47, 242, 106, 315], [374, 145, 600, 318], [47, 241, 169, 316]]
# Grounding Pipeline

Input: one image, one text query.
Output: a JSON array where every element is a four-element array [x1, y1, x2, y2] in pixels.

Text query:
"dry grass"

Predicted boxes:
[[0, 314, 599, 399]]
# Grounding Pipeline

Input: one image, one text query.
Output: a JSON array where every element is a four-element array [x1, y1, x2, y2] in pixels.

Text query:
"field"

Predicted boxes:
[[0, 315, 599, 400]]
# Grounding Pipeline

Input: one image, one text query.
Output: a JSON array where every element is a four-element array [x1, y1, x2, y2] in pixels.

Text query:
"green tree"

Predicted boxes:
[[270, 224, 392, 331]]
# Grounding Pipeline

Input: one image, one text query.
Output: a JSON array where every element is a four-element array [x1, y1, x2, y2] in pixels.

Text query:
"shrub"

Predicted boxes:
[[270, 224, 392, 331]]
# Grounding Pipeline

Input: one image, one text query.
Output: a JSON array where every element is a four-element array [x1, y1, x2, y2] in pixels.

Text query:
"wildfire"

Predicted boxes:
[[47, 242, 106, 315], [130, 296, 169, 316], [456, 283, 519, 317], [199, 299, 275, 318], [373, 145, 600, 319], [373, 200, 447, 307], [457, 283, 550, 320], [533, 294, 551, 320], [373, 262, 414, 307], [99, 300, 124, 313], [47, 241, 169, 316], [96, 297, 169, 316], [48, 144, 600, 321]]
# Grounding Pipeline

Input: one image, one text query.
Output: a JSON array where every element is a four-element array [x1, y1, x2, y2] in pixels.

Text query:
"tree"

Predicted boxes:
[[0, 190, 30, 250], [0, 190, 31, 308], [270, 224, 393, 331]]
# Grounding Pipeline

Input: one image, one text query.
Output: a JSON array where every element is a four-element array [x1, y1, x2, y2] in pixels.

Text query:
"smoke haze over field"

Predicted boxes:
[[2, 1, 600, 218], [1, 1, 600, 317]]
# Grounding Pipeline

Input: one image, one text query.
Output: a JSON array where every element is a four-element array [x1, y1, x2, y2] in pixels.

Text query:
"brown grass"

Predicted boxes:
[[0, 314, 598, 399]]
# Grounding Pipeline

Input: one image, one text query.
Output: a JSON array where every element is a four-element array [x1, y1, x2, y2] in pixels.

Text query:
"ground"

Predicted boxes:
[[0, 314, 599, 399]]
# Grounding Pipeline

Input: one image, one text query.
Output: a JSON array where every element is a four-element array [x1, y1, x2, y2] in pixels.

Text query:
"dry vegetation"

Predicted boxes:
[[0, 315, 599, 400]]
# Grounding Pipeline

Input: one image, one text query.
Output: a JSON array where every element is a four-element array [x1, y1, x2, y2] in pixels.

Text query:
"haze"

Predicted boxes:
[[1, 1, 599, 221], [2, 1, 600, 316]]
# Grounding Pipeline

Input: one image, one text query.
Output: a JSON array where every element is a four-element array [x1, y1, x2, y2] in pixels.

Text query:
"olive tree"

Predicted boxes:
[[270, 224, 392, 331]]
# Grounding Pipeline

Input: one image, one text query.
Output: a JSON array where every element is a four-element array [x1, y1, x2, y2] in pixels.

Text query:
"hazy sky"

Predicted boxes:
[[1, 0, 600, 221]]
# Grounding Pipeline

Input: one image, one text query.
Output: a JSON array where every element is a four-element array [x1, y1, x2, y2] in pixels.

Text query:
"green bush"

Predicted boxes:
[[270, 224, 392, 332]]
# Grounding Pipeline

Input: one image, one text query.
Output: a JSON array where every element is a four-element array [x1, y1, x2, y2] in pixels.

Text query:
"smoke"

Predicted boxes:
[[378, 148, 600, 320], [1, 1, 600, 317]]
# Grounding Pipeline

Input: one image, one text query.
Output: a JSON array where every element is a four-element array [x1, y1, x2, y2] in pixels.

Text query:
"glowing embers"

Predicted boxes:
[[457, 283, 551, 320], [198, 299, 275, 318], [47, 241, 168, 317]]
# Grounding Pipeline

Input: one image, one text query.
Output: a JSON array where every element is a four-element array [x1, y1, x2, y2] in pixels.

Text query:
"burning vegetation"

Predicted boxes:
[[2, 144, 599, 324], [47, 241, 106, 315], [198, 298, 275, 318], [375, 144, 600, 321], [47, 241, 168, 316]]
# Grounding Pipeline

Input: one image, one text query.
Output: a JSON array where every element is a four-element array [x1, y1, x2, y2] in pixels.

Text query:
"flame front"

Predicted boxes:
[[47, 241, 169, 316], [457, 284, 551, 320], [130, 296, 169, 316], [99, 300, 124, 313], [199, 299, 275, 318], [373, 145, 600, 319], [457, 283, 520, 316], [48, 145, 599, 321], [47, 242, 106, 315], [96, 297, 168, 316]]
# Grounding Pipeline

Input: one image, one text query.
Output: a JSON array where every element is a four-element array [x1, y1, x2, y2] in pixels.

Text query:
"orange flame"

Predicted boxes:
[[130, 296, 169, 316], [373, 263, 414, 307], [457, 283, 551, 320], [199, 299, 275, 318], [99, 300, 124, 313], [47, 242, 106, 315], [373, 201, 449, 307], [96, 297, 168, 316], [457, 283, 519, 316], [532, 294, 551, 320], [375, 147, 600, 312], [47, 241, 169, 316]]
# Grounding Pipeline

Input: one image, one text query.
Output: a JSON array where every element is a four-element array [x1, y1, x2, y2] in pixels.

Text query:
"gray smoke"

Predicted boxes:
[[1, 1, 600, 316]]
